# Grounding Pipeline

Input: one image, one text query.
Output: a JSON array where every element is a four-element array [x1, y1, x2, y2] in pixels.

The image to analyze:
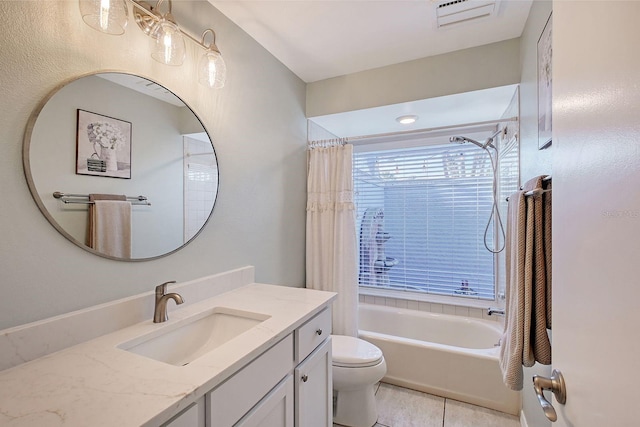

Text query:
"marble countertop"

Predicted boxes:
[[0, 284, 336, 426]]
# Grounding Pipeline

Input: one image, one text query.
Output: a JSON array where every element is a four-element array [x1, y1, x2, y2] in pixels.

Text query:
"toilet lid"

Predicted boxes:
[[332, 335, 383, 368]]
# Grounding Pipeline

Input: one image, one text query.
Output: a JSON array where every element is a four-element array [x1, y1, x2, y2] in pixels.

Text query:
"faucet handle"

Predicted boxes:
[[156, 280, 177, 295]]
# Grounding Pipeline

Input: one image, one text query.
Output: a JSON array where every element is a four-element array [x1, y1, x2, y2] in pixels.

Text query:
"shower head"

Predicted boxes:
[[449, 128, 505, 150]]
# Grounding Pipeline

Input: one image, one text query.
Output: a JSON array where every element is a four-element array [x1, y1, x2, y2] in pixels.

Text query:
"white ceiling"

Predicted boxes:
[[309, 84, 519, 138], [208, 0, 533, 83], [98, 73, 184, 107], [207, 0, 533, 139]]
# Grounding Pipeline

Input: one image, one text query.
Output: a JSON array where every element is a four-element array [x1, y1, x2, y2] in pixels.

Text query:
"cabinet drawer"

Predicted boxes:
[[295, 308, 331, 363], [207, 334, 294, 427]]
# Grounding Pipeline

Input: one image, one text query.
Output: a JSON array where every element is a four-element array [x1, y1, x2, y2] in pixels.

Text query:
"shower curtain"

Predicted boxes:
[[306, 143, 358, 337]]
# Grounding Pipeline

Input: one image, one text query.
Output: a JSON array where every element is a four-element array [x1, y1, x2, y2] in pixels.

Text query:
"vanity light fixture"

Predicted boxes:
[[79, 0, 227, 87], [198, 29, 227, 89], [79, 0, 129, 35], [134, 0, 185, 66], [396, 115, 418, 125], [148, 9, 186, 66]]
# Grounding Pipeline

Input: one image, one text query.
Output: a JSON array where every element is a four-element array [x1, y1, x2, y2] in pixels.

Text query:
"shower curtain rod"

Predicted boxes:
[[307, 138, 347, 148], [345, 117, 518, 144]]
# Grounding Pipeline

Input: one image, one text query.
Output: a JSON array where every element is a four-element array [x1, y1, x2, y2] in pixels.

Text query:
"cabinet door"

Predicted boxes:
[[236, 375, 294, 427], [295, 338, 332, 427], [207, 335, 293, 427], [162, 397, 205, 427]]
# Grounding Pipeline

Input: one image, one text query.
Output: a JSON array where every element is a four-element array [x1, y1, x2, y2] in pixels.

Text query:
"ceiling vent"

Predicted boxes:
[[435, 0, 500, 28]]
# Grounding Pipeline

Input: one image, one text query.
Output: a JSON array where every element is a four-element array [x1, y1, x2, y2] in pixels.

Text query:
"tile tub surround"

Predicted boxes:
[[359, 293, 504, 323], [0, 266, 255, 372], [0, 283, 336, 426]]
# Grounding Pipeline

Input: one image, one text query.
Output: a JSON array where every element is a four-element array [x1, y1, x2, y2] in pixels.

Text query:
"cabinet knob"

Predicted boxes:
[[316, 329, 323, 335], [301, 375, 308, 383]]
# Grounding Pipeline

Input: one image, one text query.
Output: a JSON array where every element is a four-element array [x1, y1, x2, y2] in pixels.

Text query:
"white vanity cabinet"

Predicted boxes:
[[199, 307, 332, 427], [293, 308, 332, 427], [0, 283, 337, 427]]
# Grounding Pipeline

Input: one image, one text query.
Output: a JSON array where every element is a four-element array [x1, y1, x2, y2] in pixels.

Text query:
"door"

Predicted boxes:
[[553, 2, 640, 426]]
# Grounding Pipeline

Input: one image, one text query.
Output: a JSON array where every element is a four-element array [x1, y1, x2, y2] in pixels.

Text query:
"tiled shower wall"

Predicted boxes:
[[359, 294, 502, 323], [183, 136, 218, 242]]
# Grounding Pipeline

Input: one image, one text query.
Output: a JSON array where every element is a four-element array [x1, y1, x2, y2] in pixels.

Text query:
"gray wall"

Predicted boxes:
[[518, 1, 553, 426], [0, 1, 307, 330], [519, 1, 553, 182], [306, 38, 521, 117]]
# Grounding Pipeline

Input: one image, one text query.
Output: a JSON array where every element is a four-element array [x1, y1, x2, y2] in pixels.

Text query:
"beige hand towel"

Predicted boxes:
[[500, 176, 553, 391], [522, 176, 552, 366], [500, 189, 527, 390], [87, 194, 131, 258], [543, 178, 552, 329]]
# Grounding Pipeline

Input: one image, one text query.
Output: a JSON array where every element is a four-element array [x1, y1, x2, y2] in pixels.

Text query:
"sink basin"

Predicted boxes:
[[118, 307, 271, 366]]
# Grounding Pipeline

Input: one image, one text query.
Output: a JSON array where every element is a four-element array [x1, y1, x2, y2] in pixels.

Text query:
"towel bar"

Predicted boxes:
[[53, 192, 151, 206], [506, 176, 552, 202]]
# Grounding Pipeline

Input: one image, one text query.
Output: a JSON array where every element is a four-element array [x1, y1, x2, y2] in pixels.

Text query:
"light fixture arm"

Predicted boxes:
[[201, 29, 221, 54], [129, 0, 170, 19], [130, 0, 218, 52]]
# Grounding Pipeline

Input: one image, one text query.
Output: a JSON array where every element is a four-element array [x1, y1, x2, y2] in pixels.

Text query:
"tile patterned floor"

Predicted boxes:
[[335, 383, 520, 427]]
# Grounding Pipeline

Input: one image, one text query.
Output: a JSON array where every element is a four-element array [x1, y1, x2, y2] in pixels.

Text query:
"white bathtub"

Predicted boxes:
[[359, 304, 520, 415]]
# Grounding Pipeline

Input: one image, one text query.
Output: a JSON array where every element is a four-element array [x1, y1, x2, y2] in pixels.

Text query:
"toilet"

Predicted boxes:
[[332, 335, 387, 427]]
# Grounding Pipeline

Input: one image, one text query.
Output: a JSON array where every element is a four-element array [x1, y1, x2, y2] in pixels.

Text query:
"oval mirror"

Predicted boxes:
[[23, 72, 219, 261]]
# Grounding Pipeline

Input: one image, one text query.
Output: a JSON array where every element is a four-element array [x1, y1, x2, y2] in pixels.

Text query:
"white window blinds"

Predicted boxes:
[[354, 143, 499, 300]]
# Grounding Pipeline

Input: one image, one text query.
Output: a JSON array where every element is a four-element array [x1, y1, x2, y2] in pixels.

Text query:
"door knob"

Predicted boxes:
[[533, 369, 566, 422]]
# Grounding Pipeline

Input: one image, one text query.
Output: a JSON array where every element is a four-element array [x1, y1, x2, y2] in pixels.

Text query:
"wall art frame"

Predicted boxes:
[[537, 12, 553, 150], [76, 109, 132, 179]]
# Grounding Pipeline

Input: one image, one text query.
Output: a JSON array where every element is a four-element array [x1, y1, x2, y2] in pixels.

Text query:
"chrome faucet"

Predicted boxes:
[[153, 281, 184, 323], [487, 307, 505, 316]]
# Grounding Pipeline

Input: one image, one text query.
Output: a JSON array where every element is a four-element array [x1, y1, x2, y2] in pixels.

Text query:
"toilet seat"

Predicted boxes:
[[332, 335, 383, 368]]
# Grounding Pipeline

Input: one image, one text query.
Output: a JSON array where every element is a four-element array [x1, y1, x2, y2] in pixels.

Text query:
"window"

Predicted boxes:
[[354, 136, 518, 301]]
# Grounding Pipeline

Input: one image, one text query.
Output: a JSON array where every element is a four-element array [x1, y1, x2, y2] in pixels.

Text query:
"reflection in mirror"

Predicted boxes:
[[24, 72, 218, 261]]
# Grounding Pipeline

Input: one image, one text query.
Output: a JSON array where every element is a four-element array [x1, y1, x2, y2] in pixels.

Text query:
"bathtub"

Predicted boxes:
[[359, 304, 520, 415]]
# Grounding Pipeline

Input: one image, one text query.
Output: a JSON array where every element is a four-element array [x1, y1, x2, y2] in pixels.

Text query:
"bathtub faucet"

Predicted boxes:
[[487, 307, 505, 316]]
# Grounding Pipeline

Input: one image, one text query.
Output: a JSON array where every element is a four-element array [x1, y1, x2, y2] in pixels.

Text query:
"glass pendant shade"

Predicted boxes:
[[79, 0, 128, 35], [198, 50, 227, 89], [150, 17, 186, 66]]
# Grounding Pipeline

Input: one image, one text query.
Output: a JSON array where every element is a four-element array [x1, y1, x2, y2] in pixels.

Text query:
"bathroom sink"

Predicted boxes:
[[118, 307, 271, 366]]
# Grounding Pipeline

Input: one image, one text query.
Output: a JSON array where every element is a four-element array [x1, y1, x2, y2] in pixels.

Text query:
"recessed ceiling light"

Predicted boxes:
[[396, 115, 418, 125]]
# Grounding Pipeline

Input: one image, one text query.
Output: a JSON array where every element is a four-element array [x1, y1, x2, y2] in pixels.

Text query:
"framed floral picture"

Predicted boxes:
[[537, 13, 552, 150], [76, 109, 132, 178]]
